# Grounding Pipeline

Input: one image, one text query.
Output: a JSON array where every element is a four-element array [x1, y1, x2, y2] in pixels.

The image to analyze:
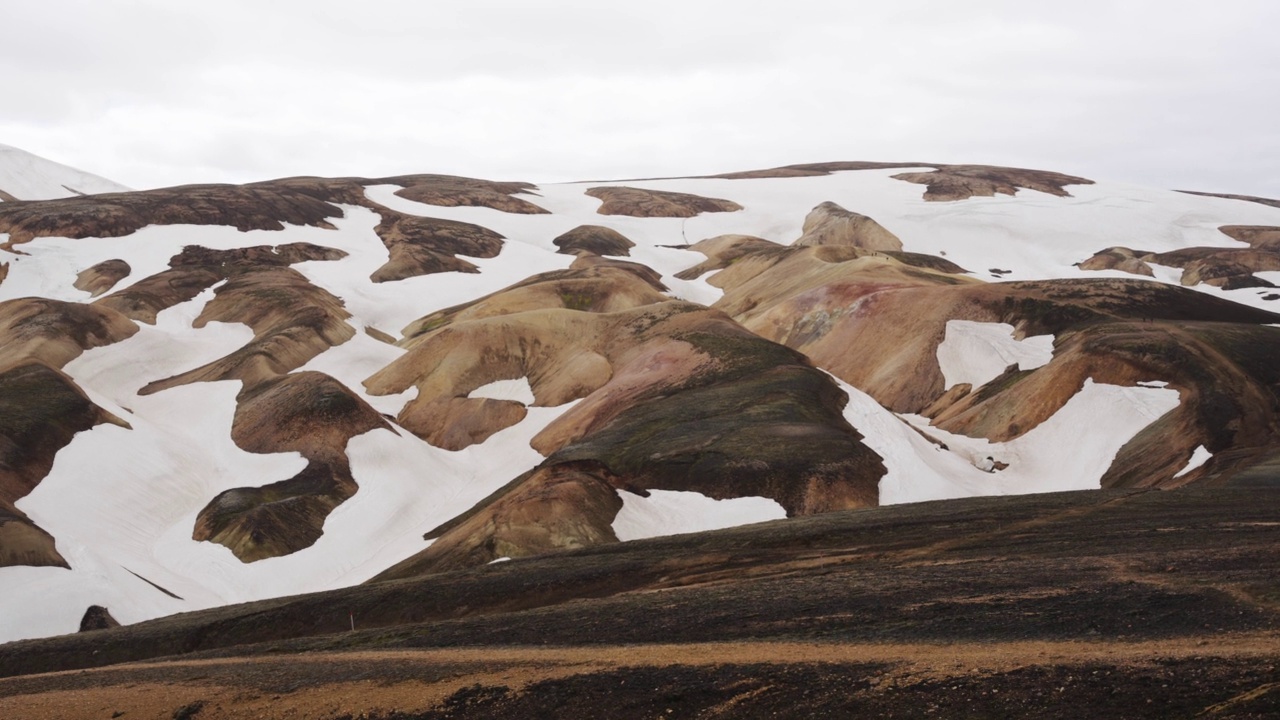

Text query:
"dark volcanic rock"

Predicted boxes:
[[78, 606, 120, 632], [552, 225, 635, 257], [192, 372, 392, 562], [193, 460, 359, 563]]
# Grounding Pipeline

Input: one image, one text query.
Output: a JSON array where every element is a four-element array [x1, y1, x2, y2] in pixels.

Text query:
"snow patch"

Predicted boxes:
[[0, 143, 130, 201], [612, 490, 787, 542], [936, 321, 1054, 390], [468, 377, 536, 404], [833, 374, 1180, 505], [1174, 445, 1213, 479]]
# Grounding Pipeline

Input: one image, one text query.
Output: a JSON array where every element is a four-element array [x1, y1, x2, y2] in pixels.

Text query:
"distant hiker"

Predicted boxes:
[[976, 456, 996, 473]]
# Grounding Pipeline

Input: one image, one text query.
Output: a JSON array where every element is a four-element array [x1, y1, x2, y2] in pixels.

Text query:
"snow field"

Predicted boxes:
[[936, 320, 1055, 390]]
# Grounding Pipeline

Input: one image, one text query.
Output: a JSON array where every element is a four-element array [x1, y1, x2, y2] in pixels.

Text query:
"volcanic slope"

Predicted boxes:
[[0, 487, 1277, 719], [1, 155, 1280, 644]]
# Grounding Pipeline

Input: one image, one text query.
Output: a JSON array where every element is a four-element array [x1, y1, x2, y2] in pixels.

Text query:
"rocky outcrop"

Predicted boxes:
[[0, 298, 138, 371], [1154, 248, 1280, 289], [891, 165, 1094, 201], [192, 372, 392, 562], [139, 265, 354, 393], [95, 243, 345, 324], [370, 213, 504, 281], [398, 264, 669, 348], [700, 230, 1280, 487], [73, 259, 130, 297], [567, 253, 667, 290], [370, 300, 885, 576], [1080, 228, 1280, 290], [77, 606, 120, 632], [373, 464, 623, 580], [382, 263, 678, 450], [585, 186, 742, 218], [193, 459, 358, 563], [0, 503, 67, 569], [384, 175, 548, 214], [552, 225, 635, 257], [1076, 247, 1156, 277], [929, 320, 1280, 489], [1220, 225, 1280, 251], [673, 235, 788, 281], [792, 202, 903, 252]]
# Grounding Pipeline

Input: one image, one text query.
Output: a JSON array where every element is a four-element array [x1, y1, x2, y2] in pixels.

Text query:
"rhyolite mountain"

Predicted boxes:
[[2, 149, 1280, 643]]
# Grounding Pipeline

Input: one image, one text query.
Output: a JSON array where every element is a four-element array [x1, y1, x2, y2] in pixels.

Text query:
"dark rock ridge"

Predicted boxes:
[[706, 161, 1094, 202]]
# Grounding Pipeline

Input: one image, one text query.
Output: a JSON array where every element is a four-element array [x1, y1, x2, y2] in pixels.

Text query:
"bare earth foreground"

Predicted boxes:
[[2, 486, 1278, 719]]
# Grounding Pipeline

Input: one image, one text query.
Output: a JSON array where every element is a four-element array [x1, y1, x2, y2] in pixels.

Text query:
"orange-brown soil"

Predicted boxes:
[[2, 487, 1277, 719]]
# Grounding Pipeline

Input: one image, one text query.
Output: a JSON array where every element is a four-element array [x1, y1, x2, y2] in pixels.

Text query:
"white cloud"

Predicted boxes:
[[2, 0, 1277, 196]]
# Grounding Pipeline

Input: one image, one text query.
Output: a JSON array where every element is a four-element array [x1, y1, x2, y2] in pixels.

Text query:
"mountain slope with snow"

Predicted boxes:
[[0, 145, 130, 201], [1, 154, 1279, 642]]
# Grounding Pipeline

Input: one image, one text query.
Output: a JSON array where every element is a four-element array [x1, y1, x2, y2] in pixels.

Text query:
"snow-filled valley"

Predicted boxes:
[[2, 153, 1280, 642]]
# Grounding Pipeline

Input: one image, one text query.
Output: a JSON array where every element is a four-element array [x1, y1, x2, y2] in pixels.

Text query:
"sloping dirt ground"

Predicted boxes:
[[1, 487, 1278, 718]]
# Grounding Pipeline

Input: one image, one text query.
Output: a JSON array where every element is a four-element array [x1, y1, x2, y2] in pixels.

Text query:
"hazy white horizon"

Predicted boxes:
[[3, 0, 1277, 197]]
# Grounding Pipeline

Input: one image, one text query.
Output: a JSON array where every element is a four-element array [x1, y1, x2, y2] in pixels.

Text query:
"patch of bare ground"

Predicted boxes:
[[1079, 228, 1280, 290], [697, 161, 1094, 202], [72, 258, 130, 297], [890, 164, 1094, 201], [585, 186, 743, 217], [2, 637, 1278, 720], [552, 224, 636, 256]]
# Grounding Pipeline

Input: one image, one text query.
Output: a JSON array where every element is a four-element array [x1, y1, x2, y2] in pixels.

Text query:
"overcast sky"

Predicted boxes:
[[3, 0, 1278, 196]]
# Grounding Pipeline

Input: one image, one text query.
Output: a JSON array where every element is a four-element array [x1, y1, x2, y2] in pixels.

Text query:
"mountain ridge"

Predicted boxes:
[[1, 150, 1279, 646]]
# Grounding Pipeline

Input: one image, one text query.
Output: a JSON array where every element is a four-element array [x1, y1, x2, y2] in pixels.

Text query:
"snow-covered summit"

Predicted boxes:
[[0, 144, 130, 201]]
